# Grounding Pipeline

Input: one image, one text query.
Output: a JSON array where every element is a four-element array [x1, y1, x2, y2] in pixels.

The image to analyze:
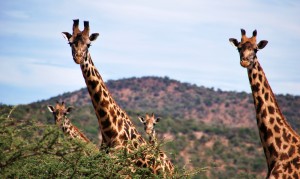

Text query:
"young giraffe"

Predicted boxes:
[[138, 113, 161, 144], [62, 19, 174, 175], [229, 29, 300, 178], [138, 113, 175, 175], [47, 101, 90, 143]]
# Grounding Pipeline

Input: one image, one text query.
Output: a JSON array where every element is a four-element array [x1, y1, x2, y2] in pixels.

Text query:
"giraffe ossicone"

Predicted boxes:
[[229, 29, 300, 178]]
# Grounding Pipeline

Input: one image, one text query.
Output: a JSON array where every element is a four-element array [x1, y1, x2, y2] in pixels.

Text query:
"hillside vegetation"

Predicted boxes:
[[1, 76, 300, 178]]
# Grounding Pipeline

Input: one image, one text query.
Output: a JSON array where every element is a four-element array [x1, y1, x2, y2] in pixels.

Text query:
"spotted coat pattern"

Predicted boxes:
[[230, 29, 300, 178], [48, 102, 90, 143], [62, 19, 174, 175]]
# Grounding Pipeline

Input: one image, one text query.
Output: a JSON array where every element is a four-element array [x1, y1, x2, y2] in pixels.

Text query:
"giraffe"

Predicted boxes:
[[47, 101, 90, 143], [138, 113, 175, 176], [138, 113, 161, 144], [229, 29, 300, 178], [62, 19, 174, 175]]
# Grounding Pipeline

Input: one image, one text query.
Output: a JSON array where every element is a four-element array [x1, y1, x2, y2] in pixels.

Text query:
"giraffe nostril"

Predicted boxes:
[[242, 57, 249, 62], [75, 52, 83, 57]]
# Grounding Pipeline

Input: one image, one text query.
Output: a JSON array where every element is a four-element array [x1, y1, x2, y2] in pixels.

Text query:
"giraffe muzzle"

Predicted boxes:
[[73, 53, 84, 64], [240, 59, 251, 68]]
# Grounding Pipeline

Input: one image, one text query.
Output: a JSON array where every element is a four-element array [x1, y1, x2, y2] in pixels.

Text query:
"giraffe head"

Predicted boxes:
[[62, 19, 99, 64], [47, 101, 73, 125], [229, 29, 268, 69], [138, 113, 160, 136]]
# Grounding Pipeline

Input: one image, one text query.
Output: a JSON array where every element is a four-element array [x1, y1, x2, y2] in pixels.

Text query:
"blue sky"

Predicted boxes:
[[0, 0, 300, 105]]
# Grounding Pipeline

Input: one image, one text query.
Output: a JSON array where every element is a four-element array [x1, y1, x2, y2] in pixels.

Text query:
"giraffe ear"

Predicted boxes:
[[89, 33, 99, 41], [229, 38, 239, 47], [47, 105, 55, 113], [257, 40, 268, 50], [66, 106, 74, 114], [156, 117, 161, 123], [62, 32, 72, 41], [138, 116, 145, 123]]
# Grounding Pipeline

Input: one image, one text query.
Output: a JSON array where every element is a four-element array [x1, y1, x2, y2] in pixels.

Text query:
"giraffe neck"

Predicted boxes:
[[149, 131, 156, 144], [79, 52, 174, 174], [80, 52, 146, 148], [61, 116, 90, 143], [247, 59, 300, 172]]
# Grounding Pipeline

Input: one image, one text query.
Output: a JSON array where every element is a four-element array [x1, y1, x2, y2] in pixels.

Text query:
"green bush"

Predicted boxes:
[[0, 106, 204, 178]]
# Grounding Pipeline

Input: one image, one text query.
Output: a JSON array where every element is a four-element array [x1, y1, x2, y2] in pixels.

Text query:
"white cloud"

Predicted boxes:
[[0, 57, 84, 88], [1, 0, 300, 104]]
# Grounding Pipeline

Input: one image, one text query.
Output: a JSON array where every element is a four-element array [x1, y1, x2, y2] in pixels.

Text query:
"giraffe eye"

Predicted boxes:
[[87, 44, 91, 48]]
